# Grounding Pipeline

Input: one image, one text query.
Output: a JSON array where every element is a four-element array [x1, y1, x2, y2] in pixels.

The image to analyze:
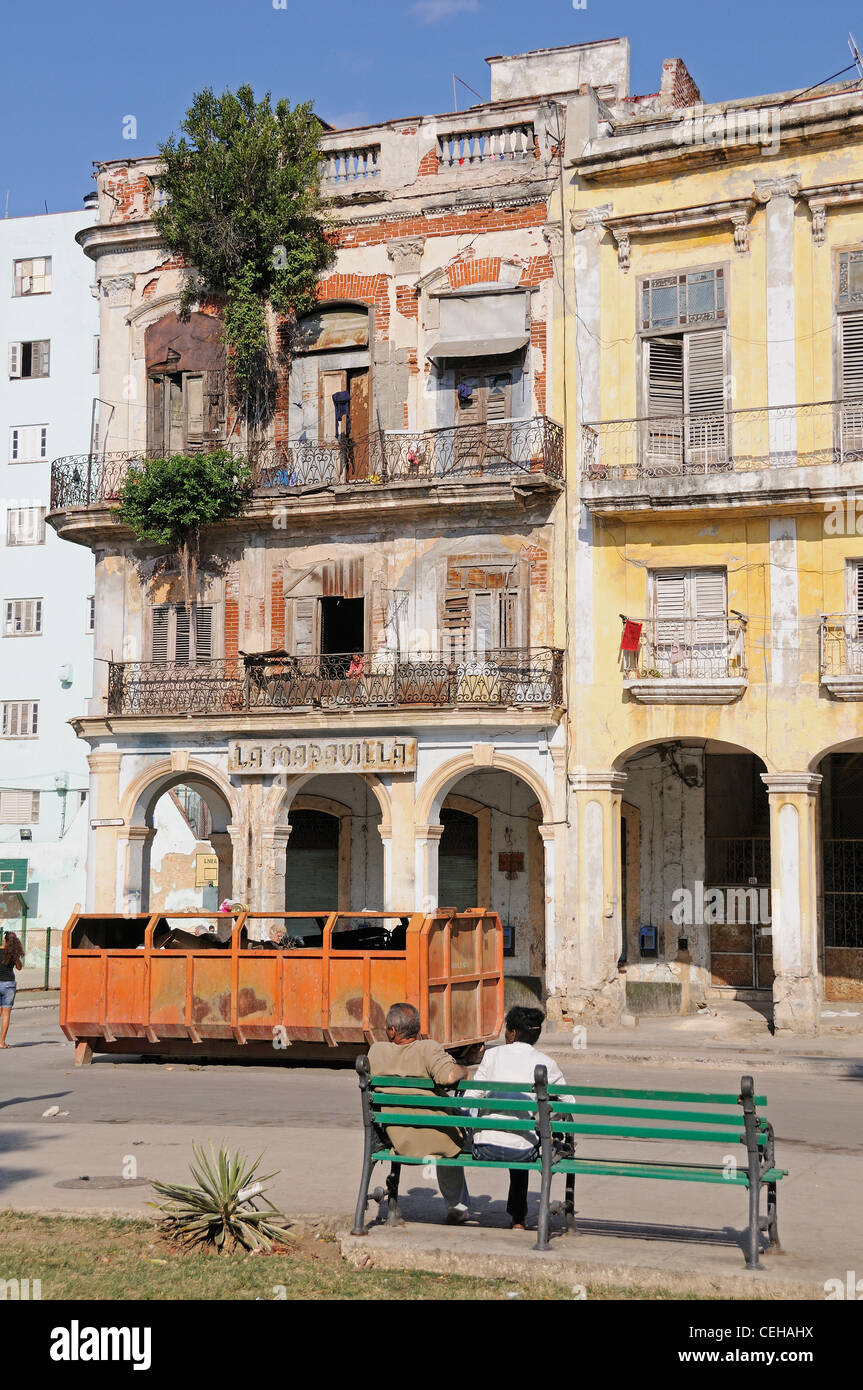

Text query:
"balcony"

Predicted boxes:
[[820, 614, 863, 699], [581, 400, 863, 516], [50, 418, 563, 513], [106, 648, 564, 718], [621, 616, 748, 704]]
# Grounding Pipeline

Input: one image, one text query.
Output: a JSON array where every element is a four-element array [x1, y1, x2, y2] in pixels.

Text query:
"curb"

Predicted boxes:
[[337, 1232, 826, 1300], [540, 1045, 863, 1077]]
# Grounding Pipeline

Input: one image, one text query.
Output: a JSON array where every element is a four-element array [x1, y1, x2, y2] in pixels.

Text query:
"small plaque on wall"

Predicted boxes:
[[498, 852, 524, 877], [502, 924, 516, 957]]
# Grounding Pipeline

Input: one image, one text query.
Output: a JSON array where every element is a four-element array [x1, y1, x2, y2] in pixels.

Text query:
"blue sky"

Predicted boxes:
[[2, 0, 862, 216]]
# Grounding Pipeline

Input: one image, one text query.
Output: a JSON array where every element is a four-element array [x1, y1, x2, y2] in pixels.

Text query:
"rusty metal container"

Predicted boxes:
[[60, 908, 504, 1065]]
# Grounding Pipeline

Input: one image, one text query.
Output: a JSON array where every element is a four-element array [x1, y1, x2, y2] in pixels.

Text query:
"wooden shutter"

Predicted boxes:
[[686, 329, 727, 467], [442, 593, 471, 660], [485, 372, 511, 422], [151, 607, 170, 664], [319, 370, 347, 442], [472, 591, 494, 653], [455, 370, 484, 425], [500, 590, 519, 648], [174, 607, 191, 663], [32, 341, 50, 377], [0, 789, 40, 824], [841, 312, 863, 399], [645, 337, 684, 470], [185, 375, 204, 448], [204, 370, 224, 440], [148, 378, 165, 455], [288, 597, 318, 655], [195, 606, 213, 662], [168, 378, 184, 452], [653, 570, 687, 649], [8, 343, 21, 377], [693, 569, 727, 643]]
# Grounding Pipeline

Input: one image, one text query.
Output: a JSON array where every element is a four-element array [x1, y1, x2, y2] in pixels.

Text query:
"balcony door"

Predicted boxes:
[[649, 569, 727, 678], [453, 366, 512, 472], [150, 604, 213, 666]]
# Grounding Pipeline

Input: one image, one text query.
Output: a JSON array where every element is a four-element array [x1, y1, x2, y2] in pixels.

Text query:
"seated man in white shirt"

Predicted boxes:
[[468, 1005, 568, 1230]]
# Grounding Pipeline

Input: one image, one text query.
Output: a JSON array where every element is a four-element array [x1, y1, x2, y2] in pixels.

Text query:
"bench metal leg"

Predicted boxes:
[[385, 1163, 405, 1226], [564, 1172, 577, 1234], [766, 1181, 780, 1250], [745, 1176, 761, 1269], [351, 1128, 376, 1236], [534, 1161, 552, 1252]]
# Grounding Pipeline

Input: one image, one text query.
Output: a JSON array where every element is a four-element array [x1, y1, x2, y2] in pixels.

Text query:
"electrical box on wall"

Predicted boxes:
[[639, 925, 658, 959]]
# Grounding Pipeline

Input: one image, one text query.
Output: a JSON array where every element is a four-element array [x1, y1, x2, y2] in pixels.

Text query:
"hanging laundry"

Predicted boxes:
[[729, 625, 745, 663], [620, 620, 643, 652], [332, 389, 351, 437], [457, 382, 474, 403], [669, 638, 683, 665]]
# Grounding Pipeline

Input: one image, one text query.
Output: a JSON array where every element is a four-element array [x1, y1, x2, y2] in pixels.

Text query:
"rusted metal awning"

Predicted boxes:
[[425, 334, 529, 361]]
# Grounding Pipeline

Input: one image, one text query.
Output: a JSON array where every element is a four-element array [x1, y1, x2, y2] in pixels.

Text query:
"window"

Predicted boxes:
[[86, 595, 95, 633], [10, 425, 48, 462], [0, 789, 40, 824], [148, 373, 219, 454], [640, 268, 728, 472], [150, 604, 213, 664], [4, 599, 42, 636], [1, 701, 39, 736], [6, 507, 46, 546], [647, 568, 729, 676], [13, 257, 52, 296], [442, 583, 520, 659], [836, 253, 863, 453], [9, 341, 50, 379]]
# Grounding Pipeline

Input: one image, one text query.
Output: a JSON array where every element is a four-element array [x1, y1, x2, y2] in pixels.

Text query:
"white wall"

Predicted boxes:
[[0, 209, 98, 935]]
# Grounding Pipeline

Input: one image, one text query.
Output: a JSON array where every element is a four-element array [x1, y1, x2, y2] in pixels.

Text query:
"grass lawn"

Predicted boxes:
[[0, 1211, 696, 1301]]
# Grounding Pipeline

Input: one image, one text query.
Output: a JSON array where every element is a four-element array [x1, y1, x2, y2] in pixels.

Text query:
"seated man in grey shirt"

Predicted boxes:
[[368, 1002, 471, 1224]]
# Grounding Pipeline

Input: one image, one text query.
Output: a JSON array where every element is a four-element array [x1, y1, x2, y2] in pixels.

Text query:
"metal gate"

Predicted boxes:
[[706, 837, 773, 990]]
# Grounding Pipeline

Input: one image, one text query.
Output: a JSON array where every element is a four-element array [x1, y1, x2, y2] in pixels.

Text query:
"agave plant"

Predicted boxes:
[[151, 1144, 293, 1253]]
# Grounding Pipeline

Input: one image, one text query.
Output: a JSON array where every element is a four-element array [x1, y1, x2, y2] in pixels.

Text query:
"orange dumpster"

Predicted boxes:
[[60, 908, 504, 1065]]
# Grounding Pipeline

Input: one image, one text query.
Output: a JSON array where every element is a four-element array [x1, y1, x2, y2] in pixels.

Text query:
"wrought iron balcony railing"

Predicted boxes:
[[106, 648, 564, 716], [621, 616, 748, 681], [582, 399, 863, 482], [820, 614, 863, 678], [51, 417, 562, 510]]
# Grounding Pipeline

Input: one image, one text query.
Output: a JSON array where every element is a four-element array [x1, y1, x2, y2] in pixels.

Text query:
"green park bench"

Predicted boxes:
[[352, 1058, 786, 1266]]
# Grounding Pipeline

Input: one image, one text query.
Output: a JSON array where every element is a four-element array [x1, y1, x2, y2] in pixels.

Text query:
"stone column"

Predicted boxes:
[[209, 830, 235, 908], [256, 826, 291, 916], [119, 826, 155, 914], [553, 771, 627, 1026], [85, 750, 122, 911], [754, 175, 800, 456], [414, 824, 444, 915], [762, 772, 822, 1035], [387, 777, 416, 909]]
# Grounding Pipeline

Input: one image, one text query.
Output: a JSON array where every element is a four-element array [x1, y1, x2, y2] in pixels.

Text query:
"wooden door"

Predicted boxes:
[[347, 369, 370, 479]]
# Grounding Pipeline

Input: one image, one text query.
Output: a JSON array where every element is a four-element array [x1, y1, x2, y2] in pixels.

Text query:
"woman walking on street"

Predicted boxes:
[[0, 931, 24, 1048]]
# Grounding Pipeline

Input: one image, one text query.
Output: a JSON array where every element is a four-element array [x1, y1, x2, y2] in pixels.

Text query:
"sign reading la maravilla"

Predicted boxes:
[[227, 736, 417, 775]]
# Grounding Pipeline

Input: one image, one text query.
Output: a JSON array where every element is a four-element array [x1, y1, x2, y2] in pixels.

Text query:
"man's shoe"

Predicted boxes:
[[446, 1206, 470, 1225]]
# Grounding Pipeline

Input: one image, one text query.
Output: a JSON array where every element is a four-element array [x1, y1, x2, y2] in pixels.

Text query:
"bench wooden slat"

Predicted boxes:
[[551, 1157, 751, 1185], [371, 1092, 540, 1112], [546, 1084, 766, 1106], [371, 1150, 542, 1170], [547, 1101, 750, 1126], [373, 1113, 539, 1132], [548, 1120, 764, 1144], [369, 1075, 437, 1088]]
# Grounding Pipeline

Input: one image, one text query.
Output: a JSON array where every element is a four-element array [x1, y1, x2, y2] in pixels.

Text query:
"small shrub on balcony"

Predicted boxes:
[[118, 449, 252, 607]]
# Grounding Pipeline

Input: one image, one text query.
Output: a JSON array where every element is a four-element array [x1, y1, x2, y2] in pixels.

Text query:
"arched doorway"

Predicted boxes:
[[137, 776, 233, 914], [281, 775, 384, 911], [618, 740, 771, 1011], [434, 770, 545, 1005]]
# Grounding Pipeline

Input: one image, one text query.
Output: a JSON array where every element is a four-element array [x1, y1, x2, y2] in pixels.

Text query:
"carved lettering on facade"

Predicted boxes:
[[228, 737, 417, 775]]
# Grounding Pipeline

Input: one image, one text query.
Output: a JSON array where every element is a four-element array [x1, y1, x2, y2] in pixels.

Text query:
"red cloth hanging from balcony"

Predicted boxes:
[[620, 620, 643, 653]]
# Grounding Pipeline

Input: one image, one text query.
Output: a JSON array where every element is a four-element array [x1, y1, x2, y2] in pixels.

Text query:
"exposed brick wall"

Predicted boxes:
[[417, 147, 439, 176], [396, 284, 418, 317], [660, 58, 702, 109], [103, 169, 153, 222], [530, 319, 547, 415], [271, 567, 285, 648], [447, 256, 502, 289], [316, 272, 390, 340], [525, 544, 548, 594], [336, 201, 548, 250], [141, 278, 159, 301], [520, 255, 553, 286], [224, 568, 239, 672]]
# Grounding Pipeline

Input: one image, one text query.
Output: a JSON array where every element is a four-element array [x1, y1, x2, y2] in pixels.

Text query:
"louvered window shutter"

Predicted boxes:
[[32, 341, 49, 377], [693, 569, 727, 644], [653, 571, 686, 651], [685, 329, 727, 467], [151, 608, 170, 665], [289, 597, 317, 656], [194, 606, 213, 663], [645, 336, 684, 469], [500, 590, 519, 648], [854, 562, 863, 640], [485, 373, 511, 422], [174, 607, 191, 664], [841, 312, 863, 399], [442, 593, 471, 660]]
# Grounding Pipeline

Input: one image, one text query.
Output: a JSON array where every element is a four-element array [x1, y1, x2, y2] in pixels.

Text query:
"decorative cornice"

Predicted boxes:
[[604, 198, 757, 269], [99, 273, 136, 305], [799, 181, 863, 244], [570, 204, 613, 233], [569, 770, 628, 794], [623, 677, 748, 705], [542, 221, 564, 257], [761, 772, 823, 797]]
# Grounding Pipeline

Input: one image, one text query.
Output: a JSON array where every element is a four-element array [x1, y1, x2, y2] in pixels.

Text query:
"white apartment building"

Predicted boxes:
[[0, 206, 98, 957]]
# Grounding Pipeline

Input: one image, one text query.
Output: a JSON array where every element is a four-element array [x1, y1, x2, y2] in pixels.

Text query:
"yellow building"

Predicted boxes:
[[559, 56, 863, 1033]]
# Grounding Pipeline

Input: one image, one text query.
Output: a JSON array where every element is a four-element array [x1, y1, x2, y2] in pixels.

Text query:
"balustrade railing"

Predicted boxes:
[[319, 145, 381, 184], [621, 615, 748, 681], [582, 399, 863, 482], [437, 124, 536, 167], [106, 648, 564, 716], [820, 613, 863, 677]]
